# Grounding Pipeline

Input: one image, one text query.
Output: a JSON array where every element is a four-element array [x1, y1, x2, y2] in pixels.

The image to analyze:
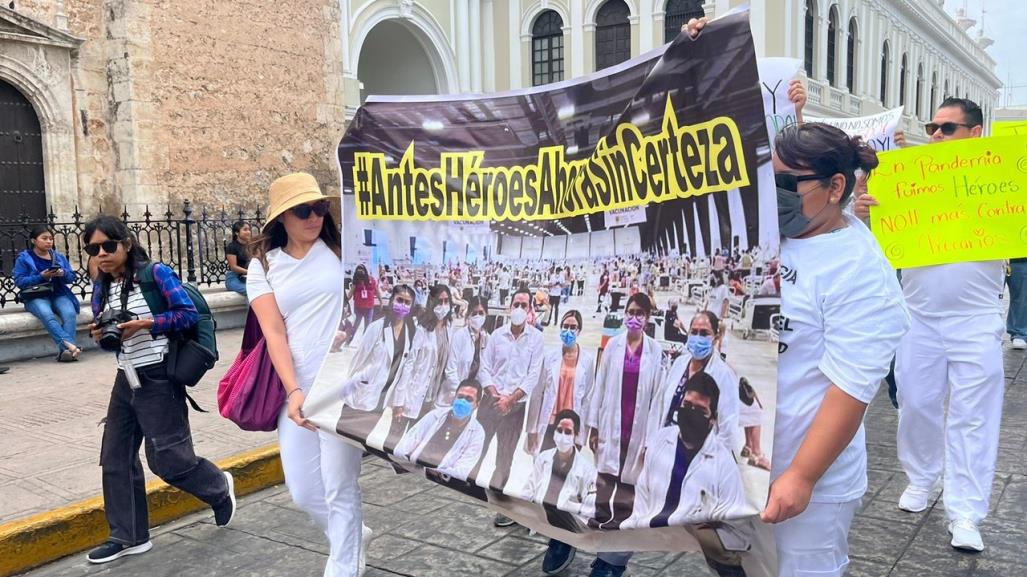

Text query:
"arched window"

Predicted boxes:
[[663, 0, 705, 43], [846, 18, 857, 91], [804, 0, 815, 77], [880, 41, 889, 105], [915, 64, 924, 118], [899, 53, 908, 107], [595, 0, 631, 70], [944, 78, 949, 99], [930, 71, 938, 113], [827, 6, 838, 86], [532, 10, 564, 86]]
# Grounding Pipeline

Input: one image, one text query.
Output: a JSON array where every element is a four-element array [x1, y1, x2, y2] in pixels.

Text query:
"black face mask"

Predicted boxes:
[[676, 403, 712, 448]]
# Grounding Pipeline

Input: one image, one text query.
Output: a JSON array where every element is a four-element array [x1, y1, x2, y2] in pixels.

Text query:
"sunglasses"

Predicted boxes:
[[290, 200, 330, 220], [84, 240, 122, 256], [924, 122, 974, 136], [775, 172, 834, 192]]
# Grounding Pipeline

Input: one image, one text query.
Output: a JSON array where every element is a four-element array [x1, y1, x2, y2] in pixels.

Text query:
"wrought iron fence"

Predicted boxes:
[[0, 202, 264, 308]]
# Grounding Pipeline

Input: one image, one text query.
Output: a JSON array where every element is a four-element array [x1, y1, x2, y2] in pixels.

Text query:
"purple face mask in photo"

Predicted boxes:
[[624, 315, 646, 332], [392, 302, 411, 318]]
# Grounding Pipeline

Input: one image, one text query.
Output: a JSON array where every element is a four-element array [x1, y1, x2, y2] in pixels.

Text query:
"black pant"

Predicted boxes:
[[547, 295, 561, 325], [590, 472, 635, 530], [499, 288, 509, 305], [100, 363, 228, 546], [470, 399, 526, 491]]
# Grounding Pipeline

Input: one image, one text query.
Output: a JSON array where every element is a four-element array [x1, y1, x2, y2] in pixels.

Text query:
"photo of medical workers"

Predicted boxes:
[[299, 10, 781, 553]]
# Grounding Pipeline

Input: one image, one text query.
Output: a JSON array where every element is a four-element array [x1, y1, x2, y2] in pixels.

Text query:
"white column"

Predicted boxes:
[[509, 0, 521, 89], [570, 0, 584, 78], [470, 0, 482, 92], [816, 10, 828, 82], [456, 0, 471, 91], [484, 0, 495, 91], [750, 0, 766, 57], [639, 0, 654, 53]]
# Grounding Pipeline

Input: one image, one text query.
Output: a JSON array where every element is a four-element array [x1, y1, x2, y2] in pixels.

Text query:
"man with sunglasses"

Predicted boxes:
[[854, 97, 1004, 552]]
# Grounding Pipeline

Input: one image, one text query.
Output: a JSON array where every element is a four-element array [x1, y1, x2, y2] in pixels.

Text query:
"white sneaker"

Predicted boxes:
[[948, 518, 984, 552], [898, 484, 933, 513], [1012, 337, 1027, 350], [358, 524, 372, 576]]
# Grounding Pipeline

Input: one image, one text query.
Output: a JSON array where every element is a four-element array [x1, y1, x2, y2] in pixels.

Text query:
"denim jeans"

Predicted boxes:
[[100, 362, 228, 545], [225, 271, 247, 296], [1007, 260, 1027, 340], [24, 294, 78, 353]]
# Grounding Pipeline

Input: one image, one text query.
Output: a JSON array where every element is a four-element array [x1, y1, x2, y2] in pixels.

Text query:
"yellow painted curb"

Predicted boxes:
[[0, 444, 283, 577]]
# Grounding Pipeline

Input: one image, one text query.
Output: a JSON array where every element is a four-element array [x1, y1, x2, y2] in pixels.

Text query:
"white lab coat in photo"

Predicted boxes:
[[338, 316, 414, 410], [393, 407, 485, 481], [439, 326, 489, 407], [648, 352, 742, 454], [525, 346, 597, 449], [520, 447, 597, 517], [423, 323, 455, 407], [625, 426, 746, 528], [586, 331, 663, 485]]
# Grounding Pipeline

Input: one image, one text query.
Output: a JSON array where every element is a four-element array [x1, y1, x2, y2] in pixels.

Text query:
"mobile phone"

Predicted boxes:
[[47, 265, 62, 272]]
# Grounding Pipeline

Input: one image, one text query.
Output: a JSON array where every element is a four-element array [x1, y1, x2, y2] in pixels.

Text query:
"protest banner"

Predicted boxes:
[[868, 135, 1027, 268], [806, 106, 905, 151], [756, 57, 801, 147], [992, 120, 1027, 136], [304, 9, 779, 572]]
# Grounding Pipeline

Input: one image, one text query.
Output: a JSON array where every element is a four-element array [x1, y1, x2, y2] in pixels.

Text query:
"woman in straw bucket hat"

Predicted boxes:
[[247, 172, 368, 576]]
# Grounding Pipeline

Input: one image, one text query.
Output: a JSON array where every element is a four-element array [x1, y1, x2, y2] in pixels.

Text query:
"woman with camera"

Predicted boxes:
[[13, 225, 81, 361], [247, 173, 366, 577], [83, 215, 235, 565]]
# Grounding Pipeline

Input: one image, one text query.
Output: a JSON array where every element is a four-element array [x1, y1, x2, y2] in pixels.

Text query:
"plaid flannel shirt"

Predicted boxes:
[[91, 263, 198, 335]]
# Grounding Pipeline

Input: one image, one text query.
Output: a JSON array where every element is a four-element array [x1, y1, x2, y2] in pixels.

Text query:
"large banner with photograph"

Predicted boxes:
[[305, 9, 779, 571]]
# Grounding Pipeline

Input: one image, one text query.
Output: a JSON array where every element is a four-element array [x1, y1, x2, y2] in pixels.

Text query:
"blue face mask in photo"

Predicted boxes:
[[451, 398, 474, 419], [560, 329, 578, 347], [686, 334, 714, 360]]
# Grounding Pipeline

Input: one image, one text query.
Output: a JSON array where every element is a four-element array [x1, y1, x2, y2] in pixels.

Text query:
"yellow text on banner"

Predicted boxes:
[[992, 120, 1027, 137], [867, 135, 1027, 268]]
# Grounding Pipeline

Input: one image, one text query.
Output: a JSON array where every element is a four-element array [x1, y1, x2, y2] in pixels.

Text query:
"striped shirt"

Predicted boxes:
[[106, 281, 169, 369]]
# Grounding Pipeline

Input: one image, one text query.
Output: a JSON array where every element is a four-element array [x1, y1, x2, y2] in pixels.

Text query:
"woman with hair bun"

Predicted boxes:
[[767, 122, 910, 577]]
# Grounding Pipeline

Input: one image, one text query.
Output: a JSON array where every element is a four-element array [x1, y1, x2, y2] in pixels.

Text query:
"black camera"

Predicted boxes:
[[93, 309, 136, 352]]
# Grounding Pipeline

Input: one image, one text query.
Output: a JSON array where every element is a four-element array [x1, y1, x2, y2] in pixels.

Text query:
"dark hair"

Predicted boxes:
[[83, 215, 151, 310], [465, 295, 486, 316], [938, 97, 983, 127], [511, 287, 532, 304], [625, 292, 653, 316], [683, 371, 720, 420], [231, 220, 249, 243], [418, 283, 452, 331], [559, 309, 583, 329], [775, 123, 880, 205], [457, 378, 483, 403], [353, 264, 369, 284], [553, 408, 581, 435], [250, 210, 341, 266], [29, 224, 51, 240], [690, 310, 720, 335]]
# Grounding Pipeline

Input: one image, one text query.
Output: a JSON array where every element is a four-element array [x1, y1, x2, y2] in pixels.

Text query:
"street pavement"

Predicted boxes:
[[14, 341, 1027, 577], [0, 328, 277, 524]]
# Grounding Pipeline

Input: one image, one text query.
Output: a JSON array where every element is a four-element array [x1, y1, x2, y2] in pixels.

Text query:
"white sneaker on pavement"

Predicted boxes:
[[1012, 337, 1027, 350], [898, 484, 933, 513], [948, 518, 984, 552]]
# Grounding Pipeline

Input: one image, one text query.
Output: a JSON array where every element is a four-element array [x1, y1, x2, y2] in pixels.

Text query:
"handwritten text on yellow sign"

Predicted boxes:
[[868, 136, 1027, 268]]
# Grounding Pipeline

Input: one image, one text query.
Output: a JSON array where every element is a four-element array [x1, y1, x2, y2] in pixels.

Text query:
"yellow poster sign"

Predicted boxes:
[[868, 135, 1027, 268], [992, 120, 1027, 136]]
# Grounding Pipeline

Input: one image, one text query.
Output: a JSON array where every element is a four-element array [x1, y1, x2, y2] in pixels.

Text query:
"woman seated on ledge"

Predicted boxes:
[[13, 225, 82, 362], [225, 220, 252, 296]]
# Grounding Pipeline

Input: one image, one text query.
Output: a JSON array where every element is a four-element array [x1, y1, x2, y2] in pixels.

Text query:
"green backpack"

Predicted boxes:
[[137, 263, 218, 389]]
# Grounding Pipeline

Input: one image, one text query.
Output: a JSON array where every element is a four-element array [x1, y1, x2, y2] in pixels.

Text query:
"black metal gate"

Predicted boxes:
[[0, 78, 46, 275]]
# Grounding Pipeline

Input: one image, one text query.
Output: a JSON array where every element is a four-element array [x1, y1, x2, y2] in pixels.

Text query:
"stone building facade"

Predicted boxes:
[[0, 0, 345, 221]]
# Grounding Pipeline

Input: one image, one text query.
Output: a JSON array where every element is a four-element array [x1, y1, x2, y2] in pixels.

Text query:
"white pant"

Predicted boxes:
[[896, 312, 1004, 523], [774, 500, 859, 577], [278, 408, 364, 577]]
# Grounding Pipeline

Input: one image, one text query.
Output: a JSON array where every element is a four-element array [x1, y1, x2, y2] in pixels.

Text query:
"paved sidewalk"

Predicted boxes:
[[0, 328, 277, 524], [17, 345, 1027, 577]]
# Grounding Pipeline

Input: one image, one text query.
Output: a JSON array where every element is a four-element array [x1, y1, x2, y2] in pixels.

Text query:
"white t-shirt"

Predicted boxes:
[[247, 239, 343, 389], [709, 284, 730, 316], [900, 261, 1005, 318], [106, 280, 169, 370], [776, 216, 910, 503]]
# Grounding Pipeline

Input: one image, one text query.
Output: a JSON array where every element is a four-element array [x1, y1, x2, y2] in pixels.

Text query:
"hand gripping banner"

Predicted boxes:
[[304, 9, 781, 574]]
